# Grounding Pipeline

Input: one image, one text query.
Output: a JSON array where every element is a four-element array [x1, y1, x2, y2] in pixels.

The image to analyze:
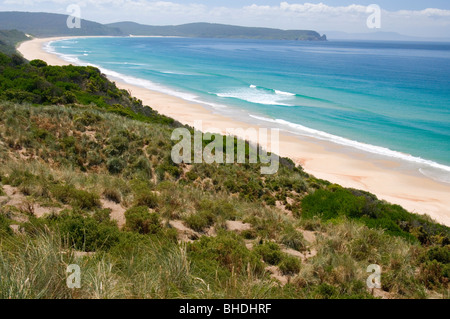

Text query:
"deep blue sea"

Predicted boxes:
[[48, 37, 450, 183]]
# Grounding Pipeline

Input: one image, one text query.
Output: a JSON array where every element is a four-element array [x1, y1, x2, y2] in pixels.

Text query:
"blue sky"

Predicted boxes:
[[1, 1, 450, 38]]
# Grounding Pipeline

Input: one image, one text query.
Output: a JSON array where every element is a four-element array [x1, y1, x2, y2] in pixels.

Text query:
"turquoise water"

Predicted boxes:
[[48, 37, 450, 182]]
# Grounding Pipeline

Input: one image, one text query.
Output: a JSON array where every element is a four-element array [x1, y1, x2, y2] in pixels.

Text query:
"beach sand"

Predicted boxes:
[[17, 37, 450, 226]]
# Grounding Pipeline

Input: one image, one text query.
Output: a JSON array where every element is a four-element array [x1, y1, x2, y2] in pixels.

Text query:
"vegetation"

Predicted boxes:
[[0, 48, 448, 299], [0, 12, 122, 37], [107, 22, 327, 41], [0, 30, 29, 55], [0, 12, 325, 41]]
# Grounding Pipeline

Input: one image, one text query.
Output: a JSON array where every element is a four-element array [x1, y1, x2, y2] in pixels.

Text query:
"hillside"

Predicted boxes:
[[0, 12, 123, 37], [0, 12, 325, 41], [0, 30, 29, 55], [0, 48, 449, 299], [107, 22, 327, 41]]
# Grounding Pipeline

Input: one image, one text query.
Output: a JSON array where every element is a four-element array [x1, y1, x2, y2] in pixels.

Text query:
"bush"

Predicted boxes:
[[421, 246, 450, 264], [107, 157, 126, 174], [254, 242, 283, 265], [279, 255, 301, 275], [188, 232, 264, 276], [108, 135, 128, 155], [51, 185, 100, 210], [313, 283, 338, 299], [132, 156, 152, 179], [135, 192, 158, 209], [184, 210, 215, 232], [57, 213, 120, 251], [93, 209, 113, 224], [30, 59, 48, 68], [75, 111, 101, 126], [157, 162, 181, 179], [186, 171, 198, 181], [0, 214, 12, 236], [280, 228, 306, 251], [301, 187, 449, 243], [73, 189, 101, 210], [125, 206, 162, 235], [103, 188, 122, 204], [197, 199, 237, 220], [418, 260, 447, 289]]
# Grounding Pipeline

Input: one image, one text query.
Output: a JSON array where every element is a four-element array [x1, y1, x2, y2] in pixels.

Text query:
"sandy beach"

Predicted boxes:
[[17, 37, 450, 226]]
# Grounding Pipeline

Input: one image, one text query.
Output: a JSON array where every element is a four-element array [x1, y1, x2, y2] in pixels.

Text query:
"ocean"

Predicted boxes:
[[47, 37, 450, 183]]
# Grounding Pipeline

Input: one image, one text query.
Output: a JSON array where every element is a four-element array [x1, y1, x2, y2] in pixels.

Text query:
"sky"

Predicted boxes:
[[1, 1, 450, 38]]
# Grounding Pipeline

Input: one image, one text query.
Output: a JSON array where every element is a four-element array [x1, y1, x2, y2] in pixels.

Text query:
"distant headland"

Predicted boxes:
[[0, 11, 326, 41]]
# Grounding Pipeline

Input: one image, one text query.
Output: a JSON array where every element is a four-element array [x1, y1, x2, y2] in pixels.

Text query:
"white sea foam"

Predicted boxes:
[[248, 114, 450, 179], [275, 90, 296, 96], [217, 86, 295, 106]]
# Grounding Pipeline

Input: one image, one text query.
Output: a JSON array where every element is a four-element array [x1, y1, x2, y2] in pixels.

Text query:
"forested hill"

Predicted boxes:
[[0, 29, 29, 55], [0, 12, 123, 37], [107, 22, 327, 41], [0, 11, 326, 41]]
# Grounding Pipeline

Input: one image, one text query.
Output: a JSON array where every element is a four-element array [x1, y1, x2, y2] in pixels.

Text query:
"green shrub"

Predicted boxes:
[[30, 59, 48, 68], [157, 162, 181, 179], [108, 135, 128, 155], [51, 185, 100, 210], [197, 199, 237, 220], [186, 171, 198, 181], [73, 189, 101, 210], [421, 246, 450, 264], [0, 214, 12, 236], [57, 212, 120, 251], [93, 209, 112, 224], [125, 206, 162, 235], [254, 241, 283, 265], [280, 228, 306, 251], [301, 187, 449, 243], [184, 210, 215, 232], [279, 255, 301, 275], [103, 188, 122, 204], [107, 157, 126, 174], [241, 229, 257, 240], [87, 151, 103, 166], [188, 232, 264, 276], [135, 192, 158, 209], [313, 283, 338, 299], [132, 156, 152, 179], [75, 111, 101, 126], [418, 260, 446, 289]]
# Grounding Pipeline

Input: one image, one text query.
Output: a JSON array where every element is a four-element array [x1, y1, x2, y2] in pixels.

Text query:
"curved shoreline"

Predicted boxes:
[[17, 36, 450, 226]]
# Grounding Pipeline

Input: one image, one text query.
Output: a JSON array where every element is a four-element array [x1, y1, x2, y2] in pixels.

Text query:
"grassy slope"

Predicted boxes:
[[0, 29, 29, 55], [0, 45, 449, 298]]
